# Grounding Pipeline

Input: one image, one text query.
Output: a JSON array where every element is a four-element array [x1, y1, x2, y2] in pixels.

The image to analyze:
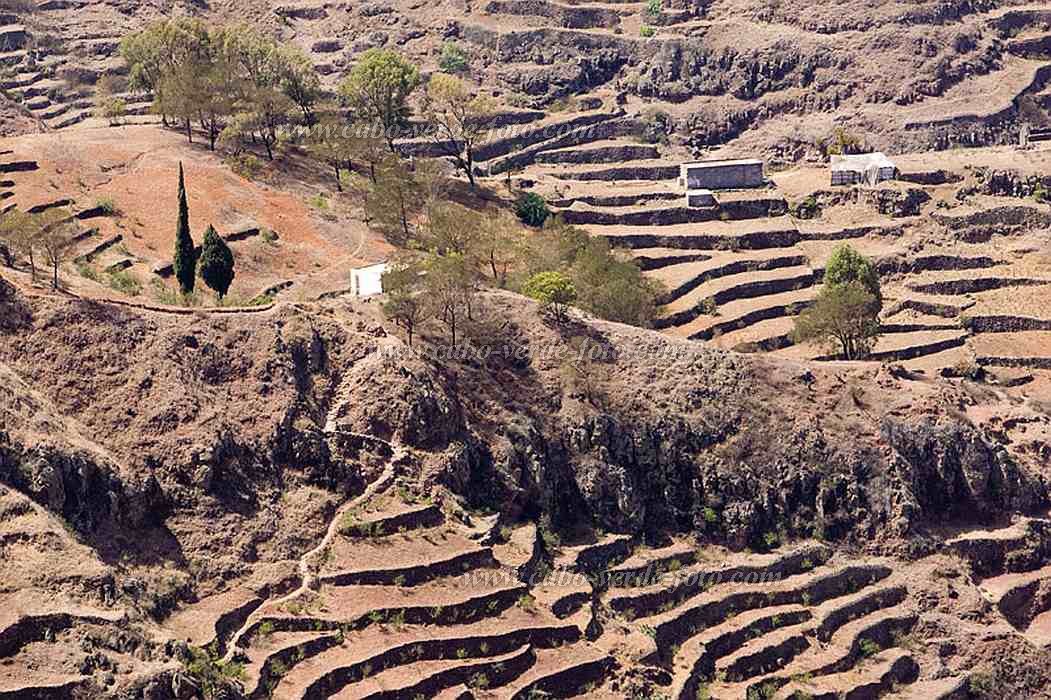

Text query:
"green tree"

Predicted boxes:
[[824, 243, 881, 310], [173, 163, 197, 295], [339, 48, 421, 153], [198, 224, 235, 299], [523, 271, 576, 321], [365, 156, 423, 246], [423, 73, 497, 187], [513, 192, 549, 227], [36, 208, 78, 290], [478, 210, 525, 287], [381, 257, 428, 346], [305, 109, 356, 191], [792, 281, 881, 360], [278, 45, 321, 125], [423, 250, 475, 346], [0, 209, 36, 278]]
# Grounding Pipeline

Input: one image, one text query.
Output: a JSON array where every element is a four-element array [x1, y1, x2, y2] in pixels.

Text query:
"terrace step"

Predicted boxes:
[[978, 562, 1051, 632], [650, 563, 894, 661], [658, 265, 816, 329], [608, 543, 831, 620], [908, 275, 1051, 296], [0, 49, 27, 68], [0, 608, 125, 658], [726, 609, 919, 699], [771, 648, 918, 700], [484, 0, 624, 29], [473, 109, 621, 166], [677, 288, 818, 342], [555, 533, 634, 573], [541, 158, 680, 182], [655, 252, 810, 306], [163, 587, 263, 657], [633, 250, 713, 271], [320, 547, 497, 587], [606, 541, 698, 584], [502, 644, 613, 699], [246, 630, 343, 698], [673, 604, 812, 700], [333, 644, 535, 699], [888, 674, 971, 699], [339, 503, 444, 538], [596, 219, 799, 249], [276, 616, 581, 699], [947, 517, 1051, 577], [0, 678, 89, 699], [46, 106, 93, 129], [536, 140, 658, 164], [551, 189, 681, 208], [715, 316, 797, 353]]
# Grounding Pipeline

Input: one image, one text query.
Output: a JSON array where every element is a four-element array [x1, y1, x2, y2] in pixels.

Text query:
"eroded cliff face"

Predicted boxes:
[[0, 286, 1047, 592]]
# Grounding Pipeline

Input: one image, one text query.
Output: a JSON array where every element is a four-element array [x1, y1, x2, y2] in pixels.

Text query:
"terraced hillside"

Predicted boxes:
[[485, 117, 1051, 393], [1, 271, 1050, 698], [7, 0, 1051, 155]]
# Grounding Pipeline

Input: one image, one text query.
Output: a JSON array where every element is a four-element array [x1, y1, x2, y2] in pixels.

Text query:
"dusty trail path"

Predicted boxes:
[[221, 433, 404, 663]]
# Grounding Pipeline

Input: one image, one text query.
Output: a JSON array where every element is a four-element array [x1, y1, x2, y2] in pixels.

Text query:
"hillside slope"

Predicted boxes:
[[1, 276, 1051, 697]]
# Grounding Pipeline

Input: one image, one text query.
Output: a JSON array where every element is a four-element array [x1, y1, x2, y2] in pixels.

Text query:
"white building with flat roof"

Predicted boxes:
[[830, 152, 897, 186], [350, 262, 389, 297]]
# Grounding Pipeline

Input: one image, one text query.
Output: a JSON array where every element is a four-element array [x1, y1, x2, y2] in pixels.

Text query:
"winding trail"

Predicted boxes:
[[221, 433, 404, 663]]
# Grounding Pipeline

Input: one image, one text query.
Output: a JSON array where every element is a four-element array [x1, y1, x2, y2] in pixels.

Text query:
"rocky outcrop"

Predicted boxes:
[[864, 187, 931, 217], [881, 417, 1047, 532], [0, 433, 165, 533]]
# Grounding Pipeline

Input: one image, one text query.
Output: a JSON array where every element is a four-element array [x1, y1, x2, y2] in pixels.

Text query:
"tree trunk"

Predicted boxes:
[[185, 119, 192, 143], [333, 164, 343, 192], [51, 261, 58, 290]]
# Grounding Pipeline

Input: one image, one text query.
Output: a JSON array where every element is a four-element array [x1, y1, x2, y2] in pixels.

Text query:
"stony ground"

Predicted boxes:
[[1, 274, 1051, 698], [6, 0, 1051, 154], [3, 0, 1051, 697]]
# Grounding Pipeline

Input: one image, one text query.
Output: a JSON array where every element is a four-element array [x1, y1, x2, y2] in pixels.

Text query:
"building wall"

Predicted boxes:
[[830, 167, 896, 186], [351, 263, 389, 297], [683, 162, 764, 189], [686, 190, 717, 207]]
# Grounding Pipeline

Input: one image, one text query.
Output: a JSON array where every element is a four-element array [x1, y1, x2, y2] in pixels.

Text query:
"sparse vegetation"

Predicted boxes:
[[438, 42, 470, 74], [513, 192, 550, 228]]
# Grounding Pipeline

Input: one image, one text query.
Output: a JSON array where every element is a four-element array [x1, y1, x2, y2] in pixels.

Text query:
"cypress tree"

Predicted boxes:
[[173, 162, 196, 295], [198, 224, 235, 300]]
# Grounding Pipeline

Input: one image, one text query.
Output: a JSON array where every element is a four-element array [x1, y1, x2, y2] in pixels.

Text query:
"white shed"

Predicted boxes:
[[830, 152, 897, 186], [350, 262, 390, 297]]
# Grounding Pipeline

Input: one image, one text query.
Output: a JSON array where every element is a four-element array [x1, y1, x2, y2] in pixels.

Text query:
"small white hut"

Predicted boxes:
[[350, 262, 390, 297], [830, 152, 897, 186]]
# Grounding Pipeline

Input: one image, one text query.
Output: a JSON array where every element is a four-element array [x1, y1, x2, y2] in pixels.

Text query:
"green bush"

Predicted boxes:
[[108, 269, 142, 296], [523, 271, 576, 321], [646, 0, 662, 15], [438, 42, 469, 73], [638, 109, 671, 144], [513, 192, 549, 227], [95, 197, 120, 216], [640, 24, 656, 37]]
